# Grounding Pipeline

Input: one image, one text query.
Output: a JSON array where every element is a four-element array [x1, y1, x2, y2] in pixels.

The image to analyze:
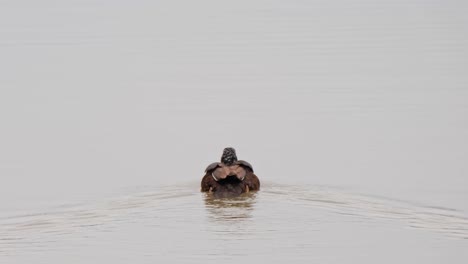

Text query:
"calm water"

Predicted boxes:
[[1, 0, 467, 263]]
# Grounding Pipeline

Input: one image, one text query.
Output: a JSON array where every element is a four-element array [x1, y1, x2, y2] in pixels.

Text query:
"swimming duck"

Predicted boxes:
[[201, 147, 260, 197]]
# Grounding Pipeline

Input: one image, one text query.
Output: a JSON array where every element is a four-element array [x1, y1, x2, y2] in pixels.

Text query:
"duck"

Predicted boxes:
[[201, 147, 260, 197]]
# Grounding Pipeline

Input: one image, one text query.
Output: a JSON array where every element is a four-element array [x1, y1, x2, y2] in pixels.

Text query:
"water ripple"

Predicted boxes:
[[263, 184, 468, 239], [0, 183, 467, 258]]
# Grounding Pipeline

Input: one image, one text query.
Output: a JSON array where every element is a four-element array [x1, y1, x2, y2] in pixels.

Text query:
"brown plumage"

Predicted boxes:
[[201, 148, 260, 197]]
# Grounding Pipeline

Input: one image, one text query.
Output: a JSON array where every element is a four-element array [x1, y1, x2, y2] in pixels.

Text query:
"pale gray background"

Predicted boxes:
[[0, 0, 467, 263]]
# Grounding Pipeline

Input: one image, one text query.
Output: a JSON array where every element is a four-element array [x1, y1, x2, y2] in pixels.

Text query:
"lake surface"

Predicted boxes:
[[0, 0, 467, 263]]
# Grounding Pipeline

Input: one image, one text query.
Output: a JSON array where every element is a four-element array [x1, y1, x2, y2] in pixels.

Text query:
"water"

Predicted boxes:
[[1, 184, 467, 263], [1, 0, 467, 263]]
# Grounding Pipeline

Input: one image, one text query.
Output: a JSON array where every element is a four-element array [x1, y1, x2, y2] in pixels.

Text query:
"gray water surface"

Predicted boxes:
[[1, 0, 467, 263], [1, 183, 467, 263]]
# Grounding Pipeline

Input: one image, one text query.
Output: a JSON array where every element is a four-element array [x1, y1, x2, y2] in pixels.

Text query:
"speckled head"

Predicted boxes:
[[221, 147, 238, 165]]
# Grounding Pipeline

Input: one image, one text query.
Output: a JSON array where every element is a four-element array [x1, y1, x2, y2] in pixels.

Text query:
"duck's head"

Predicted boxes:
[[220, 147, 237, 166]]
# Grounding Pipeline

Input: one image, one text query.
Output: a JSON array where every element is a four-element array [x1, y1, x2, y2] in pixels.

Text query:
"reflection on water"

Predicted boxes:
[[203, 192, 257, 222], [202, 193, 258, 241]]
